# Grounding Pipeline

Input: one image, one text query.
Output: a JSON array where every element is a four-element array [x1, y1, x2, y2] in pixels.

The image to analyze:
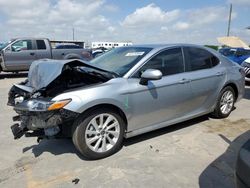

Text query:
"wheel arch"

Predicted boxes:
[[64, 53, 81, 59], [72, 103, 128, 135], [223, 82, 239, 100]]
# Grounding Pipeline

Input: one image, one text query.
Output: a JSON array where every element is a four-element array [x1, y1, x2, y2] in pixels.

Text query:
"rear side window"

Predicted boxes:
[[211, 56, 220, 67], [36, 40, 46, 50], [184, 47, 219, 71]]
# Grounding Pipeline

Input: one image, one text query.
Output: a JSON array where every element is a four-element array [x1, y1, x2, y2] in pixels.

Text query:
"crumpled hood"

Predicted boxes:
[[26, 59, 87, 91]]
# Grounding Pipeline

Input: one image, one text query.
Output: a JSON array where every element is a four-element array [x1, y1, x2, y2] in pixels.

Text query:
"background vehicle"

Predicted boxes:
[[218, 47, 250, 65], [0, 38, 92, 73], [92, 47, 109, 58], [8, 44, 245, 159], [241, 57, 250, 83], [236, 139, 250, 188]]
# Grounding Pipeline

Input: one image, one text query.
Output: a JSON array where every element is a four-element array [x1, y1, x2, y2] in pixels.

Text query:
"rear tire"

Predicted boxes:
[[211, 86, 235, 118], [72, 108, 125, 160]]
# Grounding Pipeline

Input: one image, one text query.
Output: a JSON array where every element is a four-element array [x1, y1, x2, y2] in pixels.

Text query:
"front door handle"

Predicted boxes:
[[30, 52, 35, 56], [178, 78, 191, 84]]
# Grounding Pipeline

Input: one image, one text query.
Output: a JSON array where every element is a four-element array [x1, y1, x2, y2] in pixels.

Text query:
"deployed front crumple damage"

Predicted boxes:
[[7, 59, 115, 140]]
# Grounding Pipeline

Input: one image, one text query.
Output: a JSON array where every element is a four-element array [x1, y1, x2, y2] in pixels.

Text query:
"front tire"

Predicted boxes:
[[211, 86, 235, 118], [72, 108, 125, 159]]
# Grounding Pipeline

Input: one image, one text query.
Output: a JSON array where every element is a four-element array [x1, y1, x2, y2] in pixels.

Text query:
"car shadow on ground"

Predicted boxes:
[[22, 115, 210, 160], [22, 138, 91, 160], [199, 130, 250, 188], [0, 72, 28, 79]]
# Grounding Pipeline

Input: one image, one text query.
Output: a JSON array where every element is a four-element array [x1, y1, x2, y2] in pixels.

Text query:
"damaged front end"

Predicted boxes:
[[11, 98, 78, 140], [8, 59, 114, 140]]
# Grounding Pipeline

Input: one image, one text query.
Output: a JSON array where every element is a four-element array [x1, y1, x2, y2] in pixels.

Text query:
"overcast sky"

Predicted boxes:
[[0, 0, 250, 45]]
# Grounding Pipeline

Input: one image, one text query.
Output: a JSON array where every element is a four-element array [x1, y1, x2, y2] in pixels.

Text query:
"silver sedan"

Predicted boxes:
[[9, 44, 245, 159]]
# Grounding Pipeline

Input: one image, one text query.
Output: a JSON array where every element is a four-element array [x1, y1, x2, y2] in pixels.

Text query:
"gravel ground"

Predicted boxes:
[[0, 73, 249, 188]]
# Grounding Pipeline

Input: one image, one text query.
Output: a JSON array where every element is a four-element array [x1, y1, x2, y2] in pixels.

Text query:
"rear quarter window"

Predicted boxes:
[[184, 47, 219, 71]]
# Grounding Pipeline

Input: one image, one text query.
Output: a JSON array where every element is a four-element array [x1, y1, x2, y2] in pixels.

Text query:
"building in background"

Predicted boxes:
[[91, 41, 133, 49]]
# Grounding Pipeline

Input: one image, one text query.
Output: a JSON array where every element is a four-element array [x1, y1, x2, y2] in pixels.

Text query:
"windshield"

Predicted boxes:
[[89, 47, 152, 76]]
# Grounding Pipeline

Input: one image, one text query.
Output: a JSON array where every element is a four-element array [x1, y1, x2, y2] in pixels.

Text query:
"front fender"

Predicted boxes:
[[52, 93, 131, 121]]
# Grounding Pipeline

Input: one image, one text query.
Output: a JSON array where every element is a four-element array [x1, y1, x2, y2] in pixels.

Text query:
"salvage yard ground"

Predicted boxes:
[[0, 73, 250, 188]]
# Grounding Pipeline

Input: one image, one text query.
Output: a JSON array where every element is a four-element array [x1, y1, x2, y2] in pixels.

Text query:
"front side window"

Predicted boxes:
[[133, 48, 184, 78], [11, 40, 32, 52], [184, 47, 219, 71], [89, 47, 152, 76]]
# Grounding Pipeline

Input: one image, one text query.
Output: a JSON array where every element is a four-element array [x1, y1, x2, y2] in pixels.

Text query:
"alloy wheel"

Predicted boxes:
[[220, 90, 234, 115], [85, 113, 120, 153]]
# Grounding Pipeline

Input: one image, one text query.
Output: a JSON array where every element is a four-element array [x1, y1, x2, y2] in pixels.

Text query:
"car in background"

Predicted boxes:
[[218, 48, 250, 65], [8, 44, 245, 159], [0, 38, 92, 73], [55, 44, 83, 49], [92, 47, 109, 58], [236, 139, 250, 188], [0, 40, 13, 51], [241, 57, 250, 83]]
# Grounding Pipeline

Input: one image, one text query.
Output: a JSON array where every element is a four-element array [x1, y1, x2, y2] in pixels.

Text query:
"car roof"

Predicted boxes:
[[127, 43, 206, 50]]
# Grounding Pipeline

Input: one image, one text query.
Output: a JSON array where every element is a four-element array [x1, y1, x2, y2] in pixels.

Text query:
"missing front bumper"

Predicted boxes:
[[11, 108, 79, 139]]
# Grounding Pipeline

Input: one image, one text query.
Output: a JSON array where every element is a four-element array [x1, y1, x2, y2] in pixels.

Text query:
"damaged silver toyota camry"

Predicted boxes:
[[8, 44, 245, 159]]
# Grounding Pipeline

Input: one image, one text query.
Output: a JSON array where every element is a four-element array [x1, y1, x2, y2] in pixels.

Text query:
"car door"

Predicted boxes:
[[182, 47, 226, 113], [3, 39, 37, 71], [126, 47, 194, 131], [34, 40, 51, 60]]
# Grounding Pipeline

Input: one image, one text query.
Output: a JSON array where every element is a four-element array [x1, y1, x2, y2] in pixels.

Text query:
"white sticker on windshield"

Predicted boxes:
[[125, 52, 145, 56]]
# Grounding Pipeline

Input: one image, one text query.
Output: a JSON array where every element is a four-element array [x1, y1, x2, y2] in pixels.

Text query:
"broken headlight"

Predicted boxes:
[[27, 100, 52, 111]]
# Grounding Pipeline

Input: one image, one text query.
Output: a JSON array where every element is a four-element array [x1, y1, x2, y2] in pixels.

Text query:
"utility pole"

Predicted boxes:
[[72, 28, 75, 41], [227, 3, 232, 36]]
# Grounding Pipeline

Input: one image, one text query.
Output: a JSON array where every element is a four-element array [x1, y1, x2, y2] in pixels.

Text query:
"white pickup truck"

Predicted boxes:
[[0, 38, 92, 73]]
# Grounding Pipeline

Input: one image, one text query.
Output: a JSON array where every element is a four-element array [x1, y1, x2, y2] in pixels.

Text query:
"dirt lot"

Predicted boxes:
[[0, 73, 250, 188]]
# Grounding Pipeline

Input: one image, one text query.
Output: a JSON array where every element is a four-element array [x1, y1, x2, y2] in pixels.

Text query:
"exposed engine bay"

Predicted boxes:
[[7, 59, 115, 140]]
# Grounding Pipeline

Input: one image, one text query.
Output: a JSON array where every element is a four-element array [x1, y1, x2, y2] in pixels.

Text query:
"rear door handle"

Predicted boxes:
[[178, 78, 191, 84], [30, 52, 35, 56]]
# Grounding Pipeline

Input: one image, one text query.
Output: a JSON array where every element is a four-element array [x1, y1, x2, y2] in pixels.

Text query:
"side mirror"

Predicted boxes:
[[140, 69, 162, 85]]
